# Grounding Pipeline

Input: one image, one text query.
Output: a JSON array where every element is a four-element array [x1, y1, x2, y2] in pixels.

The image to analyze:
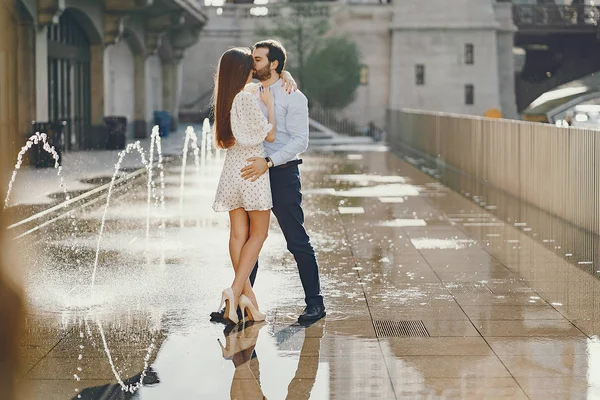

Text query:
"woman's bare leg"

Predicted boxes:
[[228, 209, 258, 307], [230, 210, 270, 302]]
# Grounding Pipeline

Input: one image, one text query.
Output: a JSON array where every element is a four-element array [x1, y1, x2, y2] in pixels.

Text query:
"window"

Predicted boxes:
[[360, 65, 369, 85], [415, 64, 425, 85], [465, 84, 474, 105], [465, 43, 474, 65]]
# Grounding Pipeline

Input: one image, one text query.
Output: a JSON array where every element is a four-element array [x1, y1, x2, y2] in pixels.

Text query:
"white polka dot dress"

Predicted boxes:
[[213, 91, 274, 212]]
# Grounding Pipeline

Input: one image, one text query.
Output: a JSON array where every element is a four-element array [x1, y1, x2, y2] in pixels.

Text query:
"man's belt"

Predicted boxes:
[[272, 159, 303, 169]]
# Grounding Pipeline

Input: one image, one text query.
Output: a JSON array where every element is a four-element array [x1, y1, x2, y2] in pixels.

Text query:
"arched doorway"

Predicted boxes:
[[47, 9, 91, 151]]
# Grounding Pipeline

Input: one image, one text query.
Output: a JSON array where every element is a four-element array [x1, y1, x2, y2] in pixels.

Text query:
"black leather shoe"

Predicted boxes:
[[210, 307, 243, 322], [298, 305, 326, 322]]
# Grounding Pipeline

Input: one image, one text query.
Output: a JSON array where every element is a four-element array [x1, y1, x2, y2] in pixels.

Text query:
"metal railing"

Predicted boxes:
[[204, 1, 390, 19], [205, 3, 332, 18], [311, 107, 383, 139], [513, 4, 600, 28], [311, 107, 361, 136], [388, 109, 600, 235]]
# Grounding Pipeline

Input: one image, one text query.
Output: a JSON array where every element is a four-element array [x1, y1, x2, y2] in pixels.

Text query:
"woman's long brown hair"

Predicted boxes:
[[213, 47, 253, 149]]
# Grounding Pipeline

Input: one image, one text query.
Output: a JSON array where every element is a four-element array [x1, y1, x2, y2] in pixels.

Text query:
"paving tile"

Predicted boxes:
[[390, 378, 528, 399], [515, 377, 600, 400], [460, 305, 568, 320], [452, 292, 550, 306], [571, 319, 600, 337], [486, 337, 592, 356], [19, 379, 118, 400], [369, 304, 470, 321], [472, 320, 585, 337], [25, 355, 133, 381], [437, 270, 520, 282], [384, 355, 511, 379], [422, 320, 481, 337], [323, 319, 377, 338], [327, 377, 397, 399], [366, 294, 458, 310], [499, 355, 590, 378], [381, 337, 492, 356]]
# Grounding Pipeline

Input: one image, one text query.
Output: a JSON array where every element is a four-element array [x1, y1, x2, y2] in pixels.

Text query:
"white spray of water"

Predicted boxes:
[[90, 141, 149, 292], [96, 318, 156, 393], [4, 132, 69, 208], [179, 126, 201, 222], [147, 126, 166, 237]]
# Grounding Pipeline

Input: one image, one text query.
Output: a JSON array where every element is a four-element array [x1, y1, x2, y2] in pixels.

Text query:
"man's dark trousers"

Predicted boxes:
[[249, 165, 323, 307]]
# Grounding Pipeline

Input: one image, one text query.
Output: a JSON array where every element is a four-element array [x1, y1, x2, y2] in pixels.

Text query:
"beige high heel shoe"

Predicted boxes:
[[218, 321, 265, 359], [218, 288, 239, 325], [239, 294, 266, 322], [217, 332, 241, 359]]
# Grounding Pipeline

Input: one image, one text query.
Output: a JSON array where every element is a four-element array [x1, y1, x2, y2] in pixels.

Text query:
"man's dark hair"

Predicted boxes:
[[253, 40, 286, 74]]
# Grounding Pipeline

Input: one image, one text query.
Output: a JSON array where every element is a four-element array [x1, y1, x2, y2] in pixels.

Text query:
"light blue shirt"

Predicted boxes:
[[256, 79, 309, 167]]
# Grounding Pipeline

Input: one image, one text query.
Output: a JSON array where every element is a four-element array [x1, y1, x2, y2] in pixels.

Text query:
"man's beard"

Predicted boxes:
[[253, 65, 271, 81]]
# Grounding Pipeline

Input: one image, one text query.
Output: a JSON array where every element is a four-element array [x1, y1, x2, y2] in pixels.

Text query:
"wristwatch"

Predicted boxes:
[[265, 157, 274, 168]]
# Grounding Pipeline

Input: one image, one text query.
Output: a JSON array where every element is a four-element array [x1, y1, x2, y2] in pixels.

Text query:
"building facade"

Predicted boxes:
[[0, 0, 205, 168], [181, 0, 517, 131]]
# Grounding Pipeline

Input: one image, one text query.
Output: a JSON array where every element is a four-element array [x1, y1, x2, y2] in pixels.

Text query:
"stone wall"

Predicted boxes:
[[182, 0, 515, 129], [390, 0, 505, 117], [390, 29, 502, 116]]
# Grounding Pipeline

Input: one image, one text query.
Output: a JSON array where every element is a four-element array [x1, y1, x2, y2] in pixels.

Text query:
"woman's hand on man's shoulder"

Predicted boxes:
[[244, 82, 260, 94]]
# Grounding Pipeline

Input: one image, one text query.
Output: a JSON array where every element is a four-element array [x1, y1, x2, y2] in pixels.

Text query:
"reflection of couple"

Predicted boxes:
[[211, 40, 325, 325], [220, 321, 325, 400]]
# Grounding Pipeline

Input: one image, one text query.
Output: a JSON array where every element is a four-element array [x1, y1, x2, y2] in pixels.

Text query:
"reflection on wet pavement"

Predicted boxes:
[[13, 144, 600, 399]]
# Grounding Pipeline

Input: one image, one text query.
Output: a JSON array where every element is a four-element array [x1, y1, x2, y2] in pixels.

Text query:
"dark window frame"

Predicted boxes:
[[465, 43, 474, 65], [360, 65, 369, 85], [465, 84, 474, 105], [415, 64, 425, 85]]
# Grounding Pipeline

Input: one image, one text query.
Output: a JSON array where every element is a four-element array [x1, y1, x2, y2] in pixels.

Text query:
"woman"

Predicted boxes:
[[212, 47, 276, 324]]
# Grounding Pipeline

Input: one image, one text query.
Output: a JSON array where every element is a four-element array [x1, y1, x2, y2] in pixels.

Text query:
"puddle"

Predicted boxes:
[[328, 174, 407, 185], [338, 207, 365, 215], [346, 154, 363, 160], [411, 238, 477, 250], [378, 197, 405, 203], [334, 183, 419, 198], [304, 188, 337, 195], [376, 219, 427, 227]]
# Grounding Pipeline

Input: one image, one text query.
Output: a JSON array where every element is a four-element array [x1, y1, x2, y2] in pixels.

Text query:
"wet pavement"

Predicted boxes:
[[13, 139, 600, 399]]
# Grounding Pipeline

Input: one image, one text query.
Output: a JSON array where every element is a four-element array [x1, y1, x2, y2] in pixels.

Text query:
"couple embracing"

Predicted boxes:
[[210, 40, 325, 325]]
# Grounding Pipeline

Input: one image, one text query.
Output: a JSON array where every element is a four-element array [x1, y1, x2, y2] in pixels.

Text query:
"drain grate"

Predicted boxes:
[[373, 320, 430, 338], [445, 283, 492, 294]]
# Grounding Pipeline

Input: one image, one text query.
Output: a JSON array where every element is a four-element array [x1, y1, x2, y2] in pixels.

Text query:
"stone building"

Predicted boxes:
[[0, 0, 206, 167], [181, 0, 517, 131]]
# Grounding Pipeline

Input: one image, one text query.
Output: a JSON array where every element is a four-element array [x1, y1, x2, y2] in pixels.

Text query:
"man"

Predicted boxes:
[[242, 39, 325, 323]]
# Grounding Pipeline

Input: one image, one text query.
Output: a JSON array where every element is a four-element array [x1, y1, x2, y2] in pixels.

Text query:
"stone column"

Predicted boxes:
[[35, 27, 49, 122], [88, 43, 107, 149], [17, 21, 36, 138], [161, 57, 183, 132], [494, 1, 519, 119], [163, 24, 203, 132], [134, 53, 148, 138]]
